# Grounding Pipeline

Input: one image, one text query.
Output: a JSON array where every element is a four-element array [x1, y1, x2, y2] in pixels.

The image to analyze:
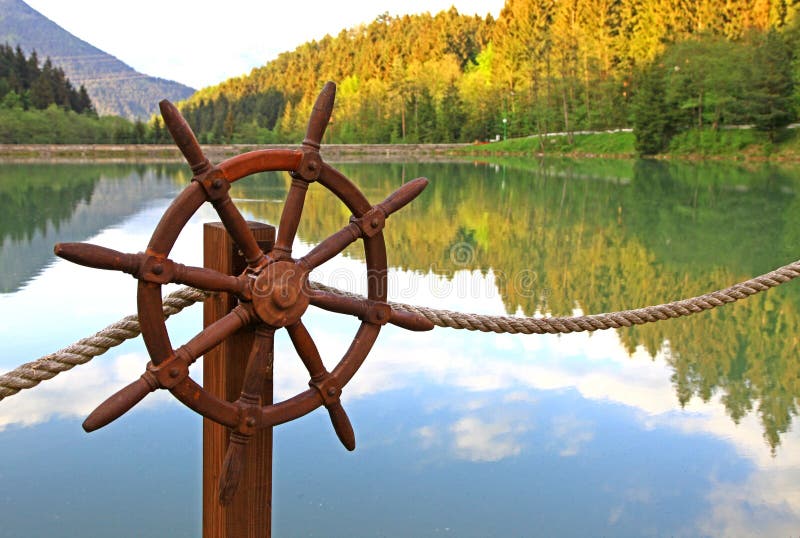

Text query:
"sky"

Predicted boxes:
[[24, 0, 506, 90]]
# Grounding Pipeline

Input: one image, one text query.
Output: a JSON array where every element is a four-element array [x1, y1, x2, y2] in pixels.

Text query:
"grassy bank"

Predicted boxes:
[[452, 131, 636, 159], [452, 127, 800, 162]]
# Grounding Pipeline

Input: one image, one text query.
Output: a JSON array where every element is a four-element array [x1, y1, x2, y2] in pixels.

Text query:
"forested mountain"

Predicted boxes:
[[0, 46, 175, 144], [0, 0, 194, 119], [179, 0, 800, 148]]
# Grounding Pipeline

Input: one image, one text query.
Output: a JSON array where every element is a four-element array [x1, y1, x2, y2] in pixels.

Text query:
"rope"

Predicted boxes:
[[2, 258, 800, 403], [310, 259, 800, 334], [0, 287, 210, 402]]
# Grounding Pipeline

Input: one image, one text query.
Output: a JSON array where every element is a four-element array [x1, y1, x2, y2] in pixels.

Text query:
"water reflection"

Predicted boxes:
[[0, 163, 186, 292], [1, 159, 800, 536], [228, 158, 800, 451]]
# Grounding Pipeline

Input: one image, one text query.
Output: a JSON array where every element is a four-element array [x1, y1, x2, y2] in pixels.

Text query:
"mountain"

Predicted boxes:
[[0, 0, 195, 119]]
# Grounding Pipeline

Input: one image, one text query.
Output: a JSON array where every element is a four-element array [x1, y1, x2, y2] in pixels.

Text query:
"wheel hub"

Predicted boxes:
[[252, 260, 309, 327]]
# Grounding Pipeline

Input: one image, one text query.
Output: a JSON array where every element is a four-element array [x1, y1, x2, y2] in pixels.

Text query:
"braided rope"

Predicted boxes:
[[2, 259, 799, 403], [0, 287, 210, 402], [309, 260, 800, 334]]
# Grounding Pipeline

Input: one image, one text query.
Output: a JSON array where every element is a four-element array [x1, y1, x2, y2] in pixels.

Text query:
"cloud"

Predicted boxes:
[[698, 467, 800, 537], [549, 414, 595, 457], [449, 415, 529, 462], [0, 352, 177, 431]]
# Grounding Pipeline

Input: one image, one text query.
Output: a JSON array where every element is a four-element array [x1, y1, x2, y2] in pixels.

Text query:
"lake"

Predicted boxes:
[[1, 157, 799, 537]]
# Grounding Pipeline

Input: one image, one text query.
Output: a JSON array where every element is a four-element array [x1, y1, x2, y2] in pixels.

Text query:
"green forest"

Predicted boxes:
[[178, 0, 800, 153], [2, 0, 799, 152], [0, 44, 171, 143], [0, 43, 93, 114]]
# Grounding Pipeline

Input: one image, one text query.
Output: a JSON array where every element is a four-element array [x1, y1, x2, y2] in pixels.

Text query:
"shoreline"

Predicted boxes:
[[1, 142, 798, 164], [0, 143, 472, 163]]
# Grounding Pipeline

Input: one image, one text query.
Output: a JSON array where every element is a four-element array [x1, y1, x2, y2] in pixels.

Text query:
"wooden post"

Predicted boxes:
[[203, 221, 275, 538]]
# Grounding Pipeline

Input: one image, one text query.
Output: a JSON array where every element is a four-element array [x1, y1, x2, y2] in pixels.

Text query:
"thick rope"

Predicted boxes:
[[0, 287, 210, 402], [2, 259, 800, 402], [311, 259, 800, 334]]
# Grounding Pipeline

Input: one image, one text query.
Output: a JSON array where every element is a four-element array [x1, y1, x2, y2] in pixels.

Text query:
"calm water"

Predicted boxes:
[[1, 158, 799, 537]]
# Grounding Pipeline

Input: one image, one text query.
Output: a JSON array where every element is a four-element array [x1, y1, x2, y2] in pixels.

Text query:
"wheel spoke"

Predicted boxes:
[[374, 177, 429, 217], [82, 308, 254, 434], [287, 321, 355, 450], [272, 177, 309, 259], [177, 304, 253, 366], [159, 100, 211, 175], [218, 326, 274, 505], [324, 400, 355, 451], [54, 242, 250, 299], [54, 242, 138, 274], [286, 321, 327, 379], [170, 263, 249, 299], [83, 375, 156, 432], [308, 289, 367, 318], [302, 81, 336, 148], [213, 192, 267, 270], [309, 290, 434, 331], [298, 222, 361, 270], [218, 431, 249, 506], [239, 327, 275, 402]]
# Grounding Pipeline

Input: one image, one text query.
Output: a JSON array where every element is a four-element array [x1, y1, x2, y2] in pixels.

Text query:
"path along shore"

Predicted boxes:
[[0, 143, 471, 163]]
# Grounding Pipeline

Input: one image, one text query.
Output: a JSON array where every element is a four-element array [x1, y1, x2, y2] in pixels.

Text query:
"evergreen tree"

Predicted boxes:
[[30, 69, 55, 109], [75, 85, 95, 115], [436, 83, 465, 141], [15, 46, 30, 89], [0, 43, 98, 115], [632, 63, 674, 155], [742, 29, 796, 140]]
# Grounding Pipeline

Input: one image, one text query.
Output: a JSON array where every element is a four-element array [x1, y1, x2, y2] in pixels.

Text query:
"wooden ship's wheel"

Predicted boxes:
[[54, 82, 432, 503]]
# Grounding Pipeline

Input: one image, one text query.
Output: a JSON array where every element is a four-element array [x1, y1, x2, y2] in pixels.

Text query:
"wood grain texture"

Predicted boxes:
[[203, 221, 275, 538]]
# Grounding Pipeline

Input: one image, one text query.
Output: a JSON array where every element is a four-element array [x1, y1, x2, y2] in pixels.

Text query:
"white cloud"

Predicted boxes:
[[0, 351, 177, 431], [449, 415, 529, 462], [698, 467, 800, 537], [549, 414, 595, 457]]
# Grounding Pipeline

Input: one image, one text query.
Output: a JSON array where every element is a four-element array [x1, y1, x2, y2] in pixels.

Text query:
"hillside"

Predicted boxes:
[[0, 0, 194, 119], [177, 0, 800, 149]]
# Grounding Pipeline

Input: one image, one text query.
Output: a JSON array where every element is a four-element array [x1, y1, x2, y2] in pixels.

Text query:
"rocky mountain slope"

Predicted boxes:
[[0, 0, 194, 119]]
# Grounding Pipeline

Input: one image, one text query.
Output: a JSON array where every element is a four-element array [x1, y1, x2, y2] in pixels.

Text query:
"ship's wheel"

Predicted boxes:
[[54, 81, 432, 503]]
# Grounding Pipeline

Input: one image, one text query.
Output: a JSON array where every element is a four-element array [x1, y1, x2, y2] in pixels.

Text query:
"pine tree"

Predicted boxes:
[[75, 85, 95, 115], [30, 70, 54, 109], [632, 62, 674, 155], [742, 29, 796, 140]]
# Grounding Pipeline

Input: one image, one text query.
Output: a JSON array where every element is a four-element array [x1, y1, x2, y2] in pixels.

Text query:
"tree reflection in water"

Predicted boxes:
[[230, 157, 800, 451], [4, 157, 798, 450]]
